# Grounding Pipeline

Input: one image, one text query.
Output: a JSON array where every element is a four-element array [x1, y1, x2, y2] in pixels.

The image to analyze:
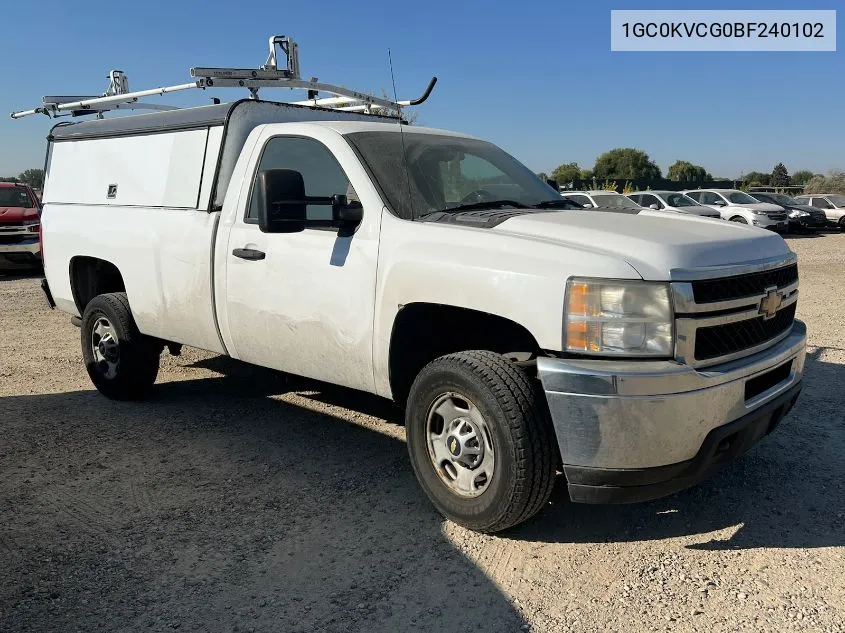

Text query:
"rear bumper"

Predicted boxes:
[[537, 320, 806, 503]]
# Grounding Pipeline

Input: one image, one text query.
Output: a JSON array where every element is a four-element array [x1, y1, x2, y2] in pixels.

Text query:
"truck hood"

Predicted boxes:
[[0, 206, 37, 224], [493, 210, 790, 280]]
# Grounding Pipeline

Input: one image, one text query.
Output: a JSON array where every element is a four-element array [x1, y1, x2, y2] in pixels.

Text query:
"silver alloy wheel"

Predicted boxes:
[[91, 317, 120, 379], [426, 392, 495, 498]]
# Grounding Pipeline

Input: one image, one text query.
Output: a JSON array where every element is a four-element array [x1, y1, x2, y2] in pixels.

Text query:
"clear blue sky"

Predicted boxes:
[[1, 0, 841, 179]]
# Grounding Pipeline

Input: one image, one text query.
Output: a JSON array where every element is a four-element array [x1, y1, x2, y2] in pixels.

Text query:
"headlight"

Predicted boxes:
[[564, 279, 674, 357], [751, 209, 769, 215], [788, 210, 809, 218]]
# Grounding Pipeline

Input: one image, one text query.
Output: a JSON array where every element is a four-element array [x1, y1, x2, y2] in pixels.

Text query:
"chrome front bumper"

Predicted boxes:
[[537, 320, 806, 476], [0, 238, 40, 255], [0, 238, 40, 268]]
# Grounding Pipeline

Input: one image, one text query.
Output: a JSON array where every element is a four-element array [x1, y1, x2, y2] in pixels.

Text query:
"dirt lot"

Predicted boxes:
[[1, 233, 844, 633]]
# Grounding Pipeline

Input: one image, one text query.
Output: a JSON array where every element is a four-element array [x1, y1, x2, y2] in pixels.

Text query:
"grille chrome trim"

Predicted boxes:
[[669, 252, 797, 282], [672, 255, 799, 368], [675, 292, 798, 367], [673, 280, 799, 314]]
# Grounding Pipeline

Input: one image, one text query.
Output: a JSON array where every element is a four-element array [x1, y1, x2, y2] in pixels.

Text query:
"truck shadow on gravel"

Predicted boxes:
[[0, 361, 528, 632], [513, 347, 845, 550]]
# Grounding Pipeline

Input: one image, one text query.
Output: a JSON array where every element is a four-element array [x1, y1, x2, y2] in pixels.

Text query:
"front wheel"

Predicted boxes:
[[81, 292, 161, 400], [839, 216, 845, 231], [405, 350, 558, 533], [730, 216, 748, 224]]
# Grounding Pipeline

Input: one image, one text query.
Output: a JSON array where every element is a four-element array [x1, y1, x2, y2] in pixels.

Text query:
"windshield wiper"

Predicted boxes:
[[531, 199, 584, 210], [442, 199, 525, 213]]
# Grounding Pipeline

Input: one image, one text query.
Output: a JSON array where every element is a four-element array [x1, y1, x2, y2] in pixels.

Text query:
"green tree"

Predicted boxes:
[[579, 168, 593, 180], [0, 176, 19, 183], [17, 169, 45, 189], [667, 160, 711, 182], [743, 171, 771, 186], [593, 148, 661, 180], [551, 162, 581, 185], [771, 163, 789, 187], [803, 170, 845, 195], [536, 172, 549, 181], [790, 170, 815, 186]]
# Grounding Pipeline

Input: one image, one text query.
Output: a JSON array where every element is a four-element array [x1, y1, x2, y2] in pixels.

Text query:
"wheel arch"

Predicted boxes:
[[387, 302, 543, 406], [69, 256, 127, 314]]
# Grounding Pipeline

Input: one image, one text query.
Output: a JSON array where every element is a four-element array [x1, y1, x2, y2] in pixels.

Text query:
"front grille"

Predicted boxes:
[[0, 234, 25, 245], [694, 303, 796, 361], [767, 213, 787, 221], [692, 263, 798, 304]]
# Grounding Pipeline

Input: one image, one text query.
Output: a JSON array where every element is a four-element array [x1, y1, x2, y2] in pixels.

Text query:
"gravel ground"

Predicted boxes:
[[1, 232, 844, 633]]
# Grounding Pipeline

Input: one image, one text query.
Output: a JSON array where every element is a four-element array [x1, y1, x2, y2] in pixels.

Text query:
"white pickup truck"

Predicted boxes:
[[20, 59, 806, 533]]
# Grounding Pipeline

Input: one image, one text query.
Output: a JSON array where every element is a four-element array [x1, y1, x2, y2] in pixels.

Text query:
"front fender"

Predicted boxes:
[[371, 211, 640, 398]]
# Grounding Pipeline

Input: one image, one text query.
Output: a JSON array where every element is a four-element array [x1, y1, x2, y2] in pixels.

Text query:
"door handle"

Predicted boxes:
[[232, 248, 266, 261]]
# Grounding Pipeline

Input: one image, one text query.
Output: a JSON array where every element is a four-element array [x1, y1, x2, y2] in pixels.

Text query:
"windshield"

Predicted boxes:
[[828, 195, 845, 207], [766, 193, 798, 205], [344, 131, 562, 218], [662, 193, 699, 207], [0, 187, 33, 208], [728, 191, 762, 205], [590, 194, 643, 210]]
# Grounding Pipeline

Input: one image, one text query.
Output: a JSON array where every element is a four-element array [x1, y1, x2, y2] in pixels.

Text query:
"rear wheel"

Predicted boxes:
[[405, 350, 557, 533], [730, 216, 748, 224], [839, 216, 845, 231], [81, 292, 161, 400]]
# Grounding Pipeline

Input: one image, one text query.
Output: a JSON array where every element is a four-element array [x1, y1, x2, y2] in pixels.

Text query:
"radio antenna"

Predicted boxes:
[[389, 49, 416, 221]]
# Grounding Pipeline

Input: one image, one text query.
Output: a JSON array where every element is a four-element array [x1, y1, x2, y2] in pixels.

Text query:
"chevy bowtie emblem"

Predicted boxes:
[[759, 287, 783, 320]]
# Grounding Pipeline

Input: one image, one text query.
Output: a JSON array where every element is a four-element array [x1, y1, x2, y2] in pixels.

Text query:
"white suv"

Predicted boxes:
[[794, 193, 845, 229], [684, 189, 787, 231], [560, 190, 644, 212]]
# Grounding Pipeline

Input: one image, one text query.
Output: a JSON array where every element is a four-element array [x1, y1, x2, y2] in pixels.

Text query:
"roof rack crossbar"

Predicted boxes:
[[10, 34, 437, 120]]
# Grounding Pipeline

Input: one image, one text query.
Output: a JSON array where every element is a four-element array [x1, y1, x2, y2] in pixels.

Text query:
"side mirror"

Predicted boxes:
[[257, 169, 307, 234], [331, 194, 364, 233], [712, 199, 727, 206], [257, 169, 363, 234], [583, 203, 594, 209], [649, 203, 660, 210]]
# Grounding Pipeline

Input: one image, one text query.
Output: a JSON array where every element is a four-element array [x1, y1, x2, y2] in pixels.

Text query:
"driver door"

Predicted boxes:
[[221, 131, 381, 393]]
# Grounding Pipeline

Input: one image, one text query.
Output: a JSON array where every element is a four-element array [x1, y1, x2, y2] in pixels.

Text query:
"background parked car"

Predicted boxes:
[[794, 193, 845, 230], [0, 183, 41, 271], [749, 192, 827, 232], [627, 191, 721, 219], [560, 190, 644, 212], [683, 189, 787, 231]]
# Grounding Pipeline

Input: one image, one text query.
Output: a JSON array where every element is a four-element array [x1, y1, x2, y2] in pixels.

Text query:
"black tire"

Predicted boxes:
[[405, 350, 557, 533], [80, 292, 160, 400], [730, 216, 748, 224], [839, 217, 845, 231]]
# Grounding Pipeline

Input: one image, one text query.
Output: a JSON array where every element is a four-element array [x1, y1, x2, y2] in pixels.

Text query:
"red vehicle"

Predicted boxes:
[[0, 183, 42, 271]]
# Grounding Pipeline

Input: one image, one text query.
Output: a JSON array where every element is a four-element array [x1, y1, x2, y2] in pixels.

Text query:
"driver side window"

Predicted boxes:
[[246, 137, 354, 223]]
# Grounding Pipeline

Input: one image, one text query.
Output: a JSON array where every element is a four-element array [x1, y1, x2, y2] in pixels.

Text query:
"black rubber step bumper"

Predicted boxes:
[[565, 382, 802, 504]]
